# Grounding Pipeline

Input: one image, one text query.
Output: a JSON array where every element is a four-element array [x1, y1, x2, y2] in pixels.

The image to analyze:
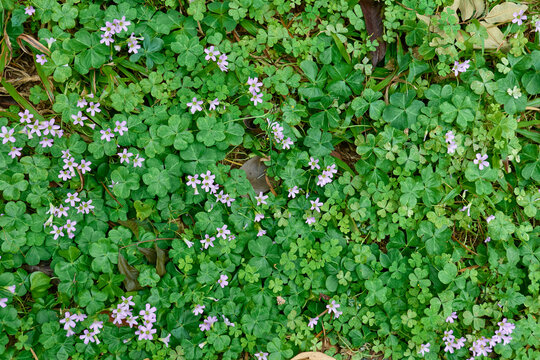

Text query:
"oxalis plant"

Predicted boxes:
[[0, 0, 539, 359]]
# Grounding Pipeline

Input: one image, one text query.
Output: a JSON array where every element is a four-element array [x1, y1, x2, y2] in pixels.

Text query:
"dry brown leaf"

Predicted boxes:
[[459, 0, 476, 20], [484, 2, 527, 24], [240, 156, 270, 194], [290, 352, 336, 360], [476, 21, 506, 49], [449, 0, 461, 12], [473, 0, 485, 18]]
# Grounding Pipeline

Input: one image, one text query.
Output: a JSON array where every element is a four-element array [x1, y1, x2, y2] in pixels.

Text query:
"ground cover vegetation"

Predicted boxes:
[[0, 0, 539, 359]]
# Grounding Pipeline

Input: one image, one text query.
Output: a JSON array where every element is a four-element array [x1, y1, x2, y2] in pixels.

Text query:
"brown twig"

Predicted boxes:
[[458, 265, 480, 273], [451, 234, 479, 255], [76, 167, 84, 193], [30, 348, 39, 360], [100, 181, 123, 208]]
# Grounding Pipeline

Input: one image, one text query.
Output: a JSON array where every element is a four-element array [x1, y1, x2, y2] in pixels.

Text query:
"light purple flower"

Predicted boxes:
[[446, 312, 458, 323], [36, 54, 47, 65], [193, 304, 205, 316], [486, 215, 495, 223], [0, 126, 15, 144], [8, 146, 22, 159], [288, 186, 299, 198], [473, 153, 489, 170], [187, 97, 203, 114], [25, 6, 36, 15], [255, 192, 268, 206], [418, 343, 430, 356], [512, 10, 527, 25], [310, 198, 323, 213], [86, 102, 101, 116], [100, 128, 115, 142], [254, 352, 268, 360], [308, 317, 319, 329]]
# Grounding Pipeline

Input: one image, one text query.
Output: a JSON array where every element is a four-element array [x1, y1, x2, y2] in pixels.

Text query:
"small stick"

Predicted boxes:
[[30, 348, 39, 360], [451, 234, 478, 256], [100, 181, 123, 208]]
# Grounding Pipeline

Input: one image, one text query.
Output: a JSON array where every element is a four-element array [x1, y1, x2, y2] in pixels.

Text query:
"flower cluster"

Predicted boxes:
[[99, 16, 131, 48], [418, 314, 515, 359], [204, 46, 229, 72], [267, 119, 294, 150], [452, 60, 470, 77], [307, 157, 337, 187], [444, 130, 458, 154], [247, 77, 263, 106], [186, 96, 223, 114], [442, 330, 466, 354], [468, 319, 514, 358], [193, 303, 235, 333]]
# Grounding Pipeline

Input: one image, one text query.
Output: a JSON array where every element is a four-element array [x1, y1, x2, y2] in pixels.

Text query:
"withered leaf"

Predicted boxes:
[[240, 156, 270, 194], [118, 254, 142, 291], [138, 246, 157, 264], [359, 0, 386, 66], [155, 243, 169, 277]]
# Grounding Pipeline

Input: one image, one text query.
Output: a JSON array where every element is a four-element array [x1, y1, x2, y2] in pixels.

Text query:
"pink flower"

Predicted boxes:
[[308, 317, 318, 329], [201, 234, 215, 249], [209, 98, 220, 110], [193, 304, 205, 316], [25, 6, 35, 15], [306, 217, 315, 225], [8, 146, 22, 159], [216, 225, 230, 239], [288, 186, 299, 198], [0, 298, 7, 308], [72, 111, 87, 126], [326, 300, 340, 315], [36, 54, 47, 65], [512, 10, 527, 25], [473, 153, 489, 170], [418, 343, 430, 356], [113, 120, 128, 135], [204, 46, 220, 61], [217, 274, 229, 288], [254, 352, 268, 360], [50, 225, 64, 240], [486, 215, 495, 223], [257, 229, 266, 237], [100, 128, 115, 142], [255, 192, 268, 206], [86, 102, 101, 116], [250, 92, 263, 106], [118, 148, 133, 164], [79, 329, 95, 344], [0, 126, 15, 144], [446, 312, 458, 323], [100, 33, 114, 46], [308, 157, 320, 170], [310, 198, 323, 213], [18, 109, 33, 123], [217, 53, 228, 72], [187, 97, 203, 114], [78, 159, 92, 174], [254, 213, 265, 222], [133, 154, 145, 168]]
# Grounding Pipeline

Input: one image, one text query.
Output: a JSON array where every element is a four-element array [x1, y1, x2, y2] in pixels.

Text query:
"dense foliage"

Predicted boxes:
[[0, 0, 539, 359]]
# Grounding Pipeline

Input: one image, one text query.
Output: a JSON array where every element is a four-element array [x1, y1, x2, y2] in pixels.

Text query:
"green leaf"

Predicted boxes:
[[438, 263, 457, 284]]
